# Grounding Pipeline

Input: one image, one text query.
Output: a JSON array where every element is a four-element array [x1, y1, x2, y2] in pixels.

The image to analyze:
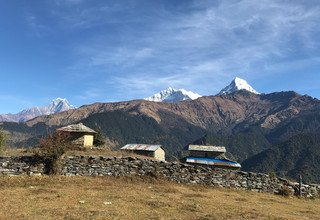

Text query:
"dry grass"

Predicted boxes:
[[64, 148, 157, 160], [1, 147, 155, 161], [0, 176, 319, 220], [0, 147, 145, 158], [0, 148, 33, 156]]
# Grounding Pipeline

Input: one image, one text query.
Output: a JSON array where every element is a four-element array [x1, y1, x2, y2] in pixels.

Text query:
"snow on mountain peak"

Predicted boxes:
[[0, 98, 76, 123], [145, 87, 201, 103], [52, 97, 67, 104], [179, 89, 202, 100], [218, 77, 259, 95], [48, 98, 75, 114]]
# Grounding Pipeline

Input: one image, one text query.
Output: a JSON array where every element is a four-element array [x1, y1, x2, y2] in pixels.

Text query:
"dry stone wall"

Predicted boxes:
[[0, 156, 43, 176], [1, 155, 319, 198], [62, 156, 320, 198]]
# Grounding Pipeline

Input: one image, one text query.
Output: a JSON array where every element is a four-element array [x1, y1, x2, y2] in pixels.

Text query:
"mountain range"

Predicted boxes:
[[0, 77, 255, 122], [0, 98, 75, 123], [1, 78, 320, 183], [145, 77, 258, 102]]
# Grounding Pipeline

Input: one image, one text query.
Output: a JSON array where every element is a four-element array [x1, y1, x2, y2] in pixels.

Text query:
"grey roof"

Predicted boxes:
[[121, 144, 163, 152], [57, 123, 97, 134], [188, 145, 226, 153]]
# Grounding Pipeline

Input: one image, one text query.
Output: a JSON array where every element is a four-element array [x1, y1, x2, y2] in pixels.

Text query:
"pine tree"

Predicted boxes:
[[93, 126, 106, 147]]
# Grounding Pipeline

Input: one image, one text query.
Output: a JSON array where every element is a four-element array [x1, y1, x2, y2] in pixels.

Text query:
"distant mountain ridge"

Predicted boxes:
[[0, 98, 75, 122], [0, 77, 257, 123], [145, 87, 201, 103], [241, 133, 320, 183], [145, 77, 259, 103]]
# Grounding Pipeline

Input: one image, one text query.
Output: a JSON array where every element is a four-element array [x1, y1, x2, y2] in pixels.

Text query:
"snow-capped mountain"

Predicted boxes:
[[46, 98, 74, 114], [218, 77, 259, 95], [145, 87, 201, 103], [0, 98, 75, 123]]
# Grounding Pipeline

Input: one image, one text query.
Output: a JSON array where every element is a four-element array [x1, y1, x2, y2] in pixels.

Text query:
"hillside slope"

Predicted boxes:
[[242, 133, 320, 183], [26, 91, 320, 133]]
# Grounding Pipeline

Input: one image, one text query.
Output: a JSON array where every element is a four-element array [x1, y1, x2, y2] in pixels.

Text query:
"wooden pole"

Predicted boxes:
[[299, 175, 302, 197]]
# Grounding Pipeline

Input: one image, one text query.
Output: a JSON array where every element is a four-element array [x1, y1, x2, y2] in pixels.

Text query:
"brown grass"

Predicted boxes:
[[64, 147, 158, 160], [0, 148, 33, 156], [1, 147, 150, 159], [0, 176, 319, 220]]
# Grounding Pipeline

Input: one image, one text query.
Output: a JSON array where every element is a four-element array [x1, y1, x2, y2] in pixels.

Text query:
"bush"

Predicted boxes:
[[93, 126, 106, 147], [268, 171, 277, 179], [277, 186, 293, 197], [0, 128, 7, 152], [36, 132, 74, 174]]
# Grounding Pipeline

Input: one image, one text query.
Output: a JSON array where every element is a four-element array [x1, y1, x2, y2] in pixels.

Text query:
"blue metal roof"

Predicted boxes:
[[186, 157, 241, 168]]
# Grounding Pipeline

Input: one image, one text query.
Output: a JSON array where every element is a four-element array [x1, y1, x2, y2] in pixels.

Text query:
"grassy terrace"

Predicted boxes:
[[0, 176, 319, 220], [0, 147, 151, 158]]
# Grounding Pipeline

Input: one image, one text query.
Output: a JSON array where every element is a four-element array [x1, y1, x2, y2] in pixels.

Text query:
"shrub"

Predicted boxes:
[[0, 128, 7, 152], [268, 171, 277, 179], [93, 126, 106, 147], [277, 186, 293, 197], [36, 132, 75, 174]]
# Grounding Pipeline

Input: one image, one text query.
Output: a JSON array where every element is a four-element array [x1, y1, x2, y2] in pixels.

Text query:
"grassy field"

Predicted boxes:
[[0, 176, 319, 220], [0, 147, 152, 159]]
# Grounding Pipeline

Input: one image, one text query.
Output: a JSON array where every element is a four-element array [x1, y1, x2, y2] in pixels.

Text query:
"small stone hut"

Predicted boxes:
[[185, 144, 241, 169], [120, 144, 166, 161], [56, 123, 97, 148], [188, 145, 227, 158]]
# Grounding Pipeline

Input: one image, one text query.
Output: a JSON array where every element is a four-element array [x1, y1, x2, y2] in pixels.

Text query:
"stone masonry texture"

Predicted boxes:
[[1, 155, 319, 198]]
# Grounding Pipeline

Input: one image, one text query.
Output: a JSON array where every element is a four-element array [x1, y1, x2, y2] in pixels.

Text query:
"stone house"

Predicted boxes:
[[185, 144, 241, 169], [188, 145, 227, 158], [120, 144, 166, 161], [56, 123, 97, 148]]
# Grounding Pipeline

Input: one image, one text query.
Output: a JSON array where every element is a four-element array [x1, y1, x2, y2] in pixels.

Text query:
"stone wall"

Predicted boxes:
[[1, 155, 319, 198], [0, 156, 43, 176], [62, 156, 320, 198]]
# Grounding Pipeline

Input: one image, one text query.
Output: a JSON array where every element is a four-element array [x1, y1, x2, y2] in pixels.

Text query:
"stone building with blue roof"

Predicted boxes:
[[185, 145, 241, 169]]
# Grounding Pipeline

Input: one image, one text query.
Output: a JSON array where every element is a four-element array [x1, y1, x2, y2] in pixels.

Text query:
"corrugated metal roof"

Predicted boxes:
[[188, 145, 226, 152], [186, 157, 241, 168], [121, 144, 162, 152], [57, 123, 97, 134]]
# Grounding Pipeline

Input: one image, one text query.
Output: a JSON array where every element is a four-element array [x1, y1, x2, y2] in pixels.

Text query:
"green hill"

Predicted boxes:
[[242, 133, 320, 183]]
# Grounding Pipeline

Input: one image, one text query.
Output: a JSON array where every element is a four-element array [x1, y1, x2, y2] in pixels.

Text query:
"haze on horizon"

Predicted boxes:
[[0, 0, 319, 113]]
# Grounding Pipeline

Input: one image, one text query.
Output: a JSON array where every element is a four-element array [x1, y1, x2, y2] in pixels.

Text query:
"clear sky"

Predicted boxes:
[[0, 0, 319, 113]]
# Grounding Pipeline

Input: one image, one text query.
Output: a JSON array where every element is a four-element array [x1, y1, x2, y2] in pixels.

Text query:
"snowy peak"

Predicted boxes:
[[218, 77, 259, 95], [145, 87, 175, 102], [0, 98, 76, 123], [145, 87, 201, 103], [47, 98, 75, 114]]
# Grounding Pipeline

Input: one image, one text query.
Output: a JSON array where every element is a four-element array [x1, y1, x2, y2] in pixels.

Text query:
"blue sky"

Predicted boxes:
[[0, 0, 320, 113]]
